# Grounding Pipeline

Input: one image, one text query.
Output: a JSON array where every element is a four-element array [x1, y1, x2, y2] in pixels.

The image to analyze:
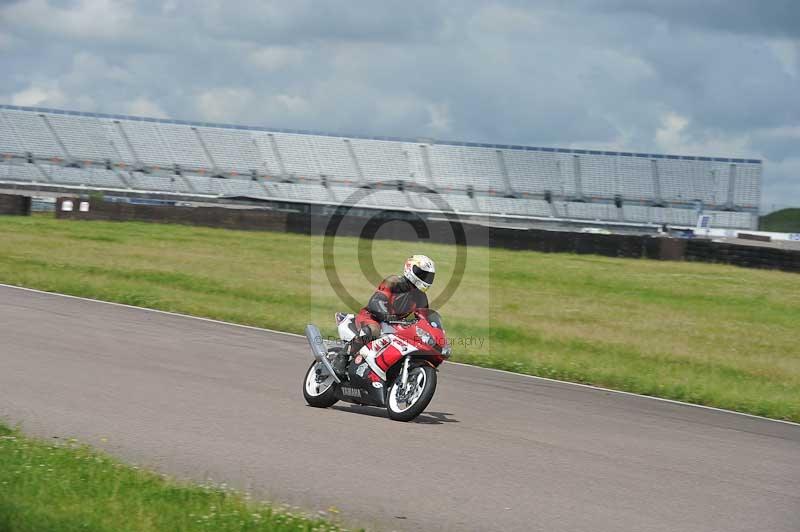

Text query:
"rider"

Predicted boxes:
[[333, 254, 435, 377]]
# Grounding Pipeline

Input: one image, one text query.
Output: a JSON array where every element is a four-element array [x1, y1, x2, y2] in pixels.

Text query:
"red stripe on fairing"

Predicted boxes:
[[376, 354, 391, 371], [376, 345, 403, 371]]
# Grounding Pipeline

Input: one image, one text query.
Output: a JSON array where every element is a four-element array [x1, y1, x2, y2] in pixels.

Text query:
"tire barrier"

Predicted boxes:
[[0, 193, 32, 215], [685, 239, 800, 272], [55, 198, 288, 231], [54, 198, 799, 273]]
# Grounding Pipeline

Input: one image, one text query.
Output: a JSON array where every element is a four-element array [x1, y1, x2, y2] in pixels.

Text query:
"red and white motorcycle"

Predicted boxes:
[[303, 308, 451, 422]]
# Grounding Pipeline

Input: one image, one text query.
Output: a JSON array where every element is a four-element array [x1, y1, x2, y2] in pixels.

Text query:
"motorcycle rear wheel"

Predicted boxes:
[[303, 360, 339, 408], [386, 364, 437, 422]]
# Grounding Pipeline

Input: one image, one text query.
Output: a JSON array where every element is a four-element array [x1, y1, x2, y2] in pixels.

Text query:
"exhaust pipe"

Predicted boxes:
[[305, 324, 341, 383]]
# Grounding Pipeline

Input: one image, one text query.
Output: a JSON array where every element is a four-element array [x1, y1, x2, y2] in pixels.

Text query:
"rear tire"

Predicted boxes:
[[386, 364, 437, 422], [303, 361, 339, 408]]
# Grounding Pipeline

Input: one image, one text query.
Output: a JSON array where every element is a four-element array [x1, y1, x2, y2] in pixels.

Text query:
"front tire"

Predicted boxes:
[[386, 364, 437, 422], [303, 361, 338, 408]]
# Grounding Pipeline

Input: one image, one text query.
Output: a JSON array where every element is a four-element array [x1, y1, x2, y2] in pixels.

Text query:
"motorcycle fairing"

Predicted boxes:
[[336, 313, 358, 342], [336, 361, 385, 406], [361, 335, 418, 381]]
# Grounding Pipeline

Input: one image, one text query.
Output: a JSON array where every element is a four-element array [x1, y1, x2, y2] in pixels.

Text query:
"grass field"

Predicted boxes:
[[0, 422, 348, 532], [1, 214, 799, 422]]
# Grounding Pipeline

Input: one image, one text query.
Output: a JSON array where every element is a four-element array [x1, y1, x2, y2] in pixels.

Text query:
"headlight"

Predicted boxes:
[[415, 326, 436, 347], [441, 342, 452, 357]]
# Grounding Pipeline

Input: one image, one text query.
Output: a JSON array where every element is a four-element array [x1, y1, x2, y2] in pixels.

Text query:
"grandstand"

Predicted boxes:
[[0, 104, 761, 229]]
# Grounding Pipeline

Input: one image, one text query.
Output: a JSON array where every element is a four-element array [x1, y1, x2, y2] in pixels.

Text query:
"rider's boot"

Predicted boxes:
[[331, 350, 349, 379], [333, 334, 368, 379]]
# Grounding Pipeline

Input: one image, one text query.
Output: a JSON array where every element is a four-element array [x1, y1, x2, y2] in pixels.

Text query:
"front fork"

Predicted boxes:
[[400, 356, 411, 390]]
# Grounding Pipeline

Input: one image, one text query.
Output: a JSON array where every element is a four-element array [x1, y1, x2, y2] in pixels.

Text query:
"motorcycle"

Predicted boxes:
[[302, 308, 451, 422]]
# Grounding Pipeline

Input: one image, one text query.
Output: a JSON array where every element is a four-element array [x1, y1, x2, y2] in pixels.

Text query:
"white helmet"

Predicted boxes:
[[403, 255, 435, 292]]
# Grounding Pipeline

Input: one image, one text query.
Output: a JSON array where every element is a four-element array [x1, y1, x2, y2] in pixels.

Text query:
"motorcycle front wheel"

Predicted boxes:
[[386, 364, 437, 422], [303, 360, 339, 408]]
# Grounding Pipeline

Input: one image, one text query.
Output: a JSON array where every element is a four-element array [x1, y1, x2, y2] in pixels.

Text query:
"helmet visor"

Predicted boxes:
[[412, 265, 435, 284]]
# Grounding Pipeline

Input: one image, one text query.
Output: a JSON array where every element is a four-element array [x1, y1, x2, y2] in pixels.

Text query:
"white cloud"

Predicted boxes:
[[1, 1, 798, 206], [59, 52, 132, 89], [247, 46, 306, 72], [755, 125, 800, 140], [126, 97, 168, 118], [0, 31, 17, 51], [471, 4, 543, 35], [654, 112, 691, 152], [11, 83, 67, 107], [426, 102, 452, 135], [162, 0, 181, 15], [194, 87, 257, 122], [768, 39, 799, 78], [655, 112, 751, 157], [2, 0, 135, 40], [272, 94, 310, 114]]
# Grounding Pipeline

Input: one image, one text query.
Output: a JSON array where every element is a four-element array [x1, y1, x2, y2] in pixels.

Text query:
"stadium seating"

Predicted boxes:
[[218, 178, 266, 197], [563, 201, 618, 221], [476, 196, 552, 217], [91, 168, 127, 188], [310, 136, 359, 183], [46, 114, 116, 162], [358, 189, 410, 209], [0, 162, 43, 182], [195, 127, 263, 174], [263, 182, 329, 203], [0, 113, 26, 155], [104, 121, 138, 165], [579, 153, 617, 198], [617, 155, 655, 201], [408, 191, 474, 213], [348, 138, 412, 185], [120, 120, 174, 167], [271, 133, 319, 179], [0, 105, 762, 229], [127, 172, 187, 194], [183, 174, 223, 196], [3, 110, 64, 158], [503, 149, 553, 195], [157, 123, 211, 170]]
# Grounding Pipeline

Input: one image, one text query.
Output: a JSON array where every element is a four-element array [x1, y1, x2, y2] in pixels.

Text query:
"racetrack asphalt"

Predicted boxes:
[[1, 284, 798, 532]]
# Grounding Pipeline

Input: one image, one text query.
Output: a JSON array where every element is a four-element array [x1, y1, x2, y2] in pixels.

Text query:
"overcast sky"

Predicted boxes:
[[1, 0, 798, 210]]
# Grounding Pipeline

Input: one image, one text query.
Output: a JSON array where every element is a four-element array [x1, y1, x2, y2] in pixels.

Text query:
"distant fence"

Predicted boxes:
[[0, 193, 31, 215], [54, 198, 800, 273]]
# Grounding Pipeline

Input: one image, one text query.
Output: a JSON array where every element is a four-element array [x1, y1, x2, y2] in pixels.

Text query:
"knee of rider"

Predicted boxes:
[[360, 324, 378, 341]]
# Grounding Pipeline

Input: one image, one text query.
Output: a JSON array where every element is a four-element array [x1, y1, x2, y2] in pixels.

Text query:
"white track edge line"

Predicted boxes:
[[0, 283, 301, 339], [447, 362, 800, 427], [2, 282, 798, 428]]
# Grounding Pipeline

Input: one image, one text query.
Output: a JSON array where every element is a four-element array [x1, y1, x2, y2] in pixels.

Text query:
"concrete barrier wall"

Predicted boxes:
[[55, 198, 800, 273], [0, 194, 31, 215]]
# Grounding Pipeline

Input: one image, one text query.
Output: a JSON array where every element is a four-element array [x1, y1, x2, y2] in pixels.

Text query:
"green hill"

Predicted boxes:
[[760, 208, 800, 232]]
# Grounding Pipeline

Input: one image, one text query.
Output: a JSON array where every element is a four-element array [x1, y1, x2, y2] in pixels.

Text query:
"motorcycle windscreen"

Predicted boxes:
[[420, 309, 444, 329]]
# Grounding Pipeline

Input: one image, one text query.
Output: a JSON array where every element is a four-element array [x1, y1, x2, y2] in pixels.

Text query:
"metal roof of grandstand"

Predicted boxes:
[[0, 104, 761, 165]]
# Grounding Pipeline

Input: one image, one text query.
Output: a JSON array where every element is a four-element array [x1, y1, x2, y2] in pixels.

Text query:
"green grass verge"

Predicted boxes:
[[0, 422, 349, 532], [1, 214, 799, 422], [760, 208, 800, 232]]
